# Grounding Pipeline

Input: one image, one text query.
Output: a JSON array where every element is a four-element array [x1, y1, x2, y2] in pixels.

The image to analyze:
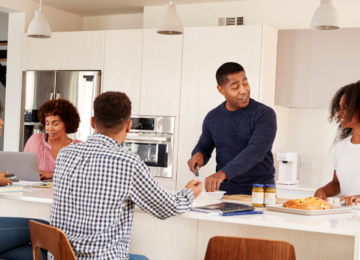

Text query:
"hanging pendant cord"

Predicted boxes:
[[39, 0, 42, 10]]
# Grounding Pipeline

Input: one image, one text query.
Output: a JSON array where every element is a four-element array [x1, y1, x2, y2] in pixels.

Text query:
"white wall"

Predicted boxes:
[[84, 13, 143, 31], [143, 0, 360, 29], [286, 109, 338, 186]]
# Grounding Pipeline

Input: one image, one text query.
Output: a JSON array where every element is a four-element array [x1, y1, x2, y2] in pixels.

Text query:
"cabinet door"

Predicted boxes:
[[54, 31, 104, 70], [102, 30, 143, 115], [26, 31, 104, 70], [139, 29, 183, 116], [176, 26, 263, 190]]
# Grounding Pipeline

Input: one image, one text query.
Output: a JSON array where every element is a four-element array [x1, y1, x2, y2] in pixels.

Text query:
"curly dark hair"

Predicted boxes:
[[38, 99, 80, 134], [329, 81, 360, 143], [94, 91, 131, 134], [216, 62, 245, 87]]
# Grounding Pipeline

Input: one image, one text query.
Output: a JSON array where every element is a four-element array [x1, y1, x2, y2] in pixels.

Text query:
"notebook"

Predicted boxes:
[[0, 184, 24, 193], [191, 202, 255, 215]]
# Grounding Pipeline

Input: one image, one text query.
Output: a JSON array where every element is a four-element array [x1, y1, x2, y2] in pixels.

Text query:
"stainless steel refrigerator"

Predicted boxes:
[[20, 71, 101, 151]]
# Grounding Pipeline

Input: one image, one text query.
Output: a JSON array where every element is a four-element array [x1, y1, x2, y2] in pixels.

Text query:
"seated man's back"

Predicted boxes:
[[49, 92, 202, 260]]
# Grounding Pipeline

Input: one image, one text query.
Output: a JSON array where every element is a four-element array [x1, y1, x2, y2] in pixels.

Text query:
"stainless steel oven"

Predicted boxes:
[[122, 116, 174, 178]]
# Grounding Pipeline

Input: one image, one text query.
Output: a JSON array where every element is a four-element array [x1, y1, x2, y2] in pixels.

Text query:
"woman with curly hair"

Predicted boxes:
[[315, 81, 360, 206], [24, 99, 81, 180]]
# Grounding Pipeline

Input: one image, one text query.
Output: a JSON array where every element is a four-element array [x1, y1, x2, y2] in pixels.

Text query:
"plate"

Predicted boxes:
[[266, 204, 352, 216]]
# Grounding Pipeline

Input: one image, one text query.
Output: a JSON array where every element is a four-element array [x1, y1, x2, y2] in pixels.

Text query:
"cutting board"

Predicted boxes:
[[222, 194, 290, 205]]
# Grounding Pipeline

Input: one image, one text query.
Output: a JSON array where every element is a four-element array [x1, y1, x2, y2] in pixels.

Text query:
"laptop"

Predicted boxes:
[[0, 151, 44, 182]]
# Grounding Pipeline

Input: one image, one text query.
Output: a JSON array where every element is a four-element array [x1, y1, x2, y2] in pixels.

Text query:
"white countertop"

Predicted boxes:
[[1, 189, 359, 237], [276, 183, 320, 192]]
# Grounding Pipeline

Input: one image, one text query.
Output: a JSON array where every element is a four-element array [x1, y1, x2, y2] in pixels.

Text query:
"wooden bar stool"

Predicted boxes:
[[204, 236, 296, 260], [29, 220, 77, 260]]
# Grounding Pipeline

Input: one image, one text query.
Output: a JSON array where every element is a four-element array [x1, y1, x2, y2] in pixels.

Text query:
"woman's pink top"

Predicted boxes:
[[24, 133, 81, 172]]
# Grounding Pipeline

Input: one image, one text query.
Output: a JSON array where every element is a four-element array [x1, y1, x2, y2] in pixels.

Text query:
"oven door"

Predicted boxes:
[[122, 134, 173, 178]]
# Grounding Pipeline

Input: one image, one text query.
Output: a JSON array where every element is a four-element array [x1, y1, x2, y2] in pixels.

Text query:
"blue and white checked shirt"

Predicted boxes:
[[49, 133, 194, 260]]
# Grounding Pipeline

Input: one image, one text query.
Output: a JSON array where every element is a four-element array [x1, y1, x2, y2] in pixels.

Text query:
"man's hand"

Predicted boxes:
[[205, 171, 227, 192], [187, 153, 204, 174], [314, 188, 328, 201], [0, 171, 12, 186], [40, 171, 53, 180], [185, 180, 203, 199], [341, 195, 360, 207]]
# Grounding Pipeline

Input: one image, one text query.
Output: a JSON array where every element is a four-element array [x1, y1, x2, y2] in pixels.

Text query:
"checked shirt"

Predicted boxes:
[[49, 133, 194, 260]]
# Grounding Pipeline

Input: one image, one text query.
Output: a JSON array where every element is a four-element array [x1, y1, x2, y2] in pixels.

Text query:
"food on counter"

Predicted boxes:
[[252, 184, 265, 207], [264, 184, 276, 206], [283, 197, 332, 210]]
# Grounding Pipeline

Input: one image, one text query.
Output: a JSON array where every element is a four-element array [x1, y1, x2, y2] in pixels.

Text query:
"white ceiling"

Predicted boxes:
[[30, 0, 248, 16]]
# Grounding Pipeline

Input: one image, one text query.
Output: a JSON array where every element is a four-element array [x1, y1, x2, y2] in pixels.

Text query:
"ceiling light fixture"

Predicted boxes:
[[311, 0, 340, 30], [156, 2, 183, 35], [27, 0, 52, 38]]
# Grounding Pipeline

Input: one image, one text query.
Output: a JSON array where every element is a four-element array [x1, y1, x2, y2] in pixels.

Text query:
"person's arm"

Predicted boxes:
[[314, 171, 341, 201], [220, 108, 277, 180], [130, 159, 203, 220], [188, 117, 215, 173]]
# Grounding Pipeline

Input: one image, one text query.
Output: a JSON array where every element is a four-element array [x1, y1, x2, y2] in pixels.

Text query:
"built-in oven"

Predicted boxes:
[[122, 116, 174, 178]]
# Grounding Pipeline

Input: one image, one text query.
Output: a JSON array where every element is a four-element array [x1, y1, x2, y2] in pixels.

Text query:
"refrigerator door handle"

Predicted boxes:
[[56, 93, 61, 99], [50, 93, 54, 100]]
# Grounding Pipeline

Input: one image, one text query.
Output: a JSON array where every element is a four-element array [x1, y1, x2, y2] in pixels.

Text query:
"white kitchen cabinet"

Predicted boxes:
[[102, 30, 143, 115], [176, 25, 278, 190], [139, 29, 183, 116], [26, 31, 104, 71]]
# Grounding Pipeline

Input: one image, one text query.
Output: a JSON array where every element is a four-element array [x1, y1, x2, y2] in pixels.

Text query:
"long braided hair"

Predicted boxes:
[[329, 81, 360, 144]]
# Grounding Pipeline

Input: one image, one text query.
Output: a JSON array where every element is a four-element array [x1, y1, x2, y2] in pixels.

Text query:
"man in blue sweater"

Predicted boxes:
[[188, 62, 277, 195]]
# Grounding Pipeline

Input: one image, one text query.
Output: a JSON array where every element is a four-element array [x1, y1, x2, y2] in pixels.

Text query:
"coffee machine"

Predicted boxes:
[[276, 152, 301, 185]]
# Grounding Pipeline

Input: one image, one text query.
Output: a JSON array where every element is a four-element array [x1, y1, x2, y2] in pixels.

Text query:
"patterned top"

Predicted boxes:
[[24, 133, 81, 172], [49, 133, 194, 260]]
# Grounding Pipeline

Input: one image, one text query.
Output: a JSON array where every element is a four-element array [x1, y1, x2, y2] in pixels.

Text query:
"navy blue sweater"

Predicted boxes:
[[192, 99, 277, 195]]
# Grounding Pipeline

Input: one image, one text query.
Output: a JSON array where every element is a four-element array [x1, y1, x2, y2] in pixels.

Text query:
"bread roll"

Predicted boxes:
[[283, 197, 332, 210]]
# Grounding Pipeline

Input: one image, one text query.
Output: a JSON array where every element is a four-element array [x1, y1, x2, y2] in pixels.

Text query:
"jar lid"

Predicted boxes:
[[265, 184, 276, 188], [253, 184, 264, 187]]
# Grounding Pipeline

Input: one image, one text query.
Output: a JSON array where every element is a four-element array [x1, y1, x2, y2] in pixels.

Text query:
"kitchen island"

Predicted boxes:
[[0, 189, 358, 260]]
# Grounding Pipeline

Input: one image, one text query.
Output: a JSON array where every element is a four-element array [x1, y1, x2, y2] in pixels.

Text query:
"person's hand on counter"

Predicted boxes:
[[205, 171, 227, 192], [188, 153, 204, 174], [314, 188, 329, 201], [185, 180, 203, 198], [341, 195, 360, 207], [0, 171, 12, 186], [40, 171, 53, 180]]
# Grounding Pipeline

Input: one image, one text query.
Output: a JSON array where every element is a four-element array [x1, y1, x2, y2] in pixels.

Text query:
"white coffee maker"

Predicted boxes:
[[276, 152, 301, 185]]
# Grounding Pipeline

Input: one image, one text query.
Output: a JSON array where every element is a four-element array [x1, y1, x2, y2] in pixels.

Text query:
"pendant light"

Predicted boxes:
[[157, 2, 183, 35], [27, 0, 52, 38], [311, 0, 340, 30]]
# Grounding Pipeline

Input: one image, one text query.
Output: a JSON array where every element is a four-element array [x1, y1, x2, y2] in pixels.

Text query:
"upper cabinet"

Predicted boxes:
[[102, 30, 143, 115], [275, 28, 360, 108], [139, 29, 183, 116], [176, 25, 277, 190], [25, 31, 104, 71]]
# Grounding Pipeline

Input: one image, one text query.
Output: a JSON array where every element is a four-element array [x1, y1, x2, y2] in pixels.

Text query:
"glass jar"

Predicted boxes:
[[252, 184, 265, 207], [265, 184, 276, 206]]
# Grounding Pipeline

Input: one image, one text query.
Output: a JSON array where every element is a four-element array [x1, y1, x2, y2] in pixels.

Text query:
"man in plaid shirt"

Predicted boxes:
[[49, 92, 203, 260]]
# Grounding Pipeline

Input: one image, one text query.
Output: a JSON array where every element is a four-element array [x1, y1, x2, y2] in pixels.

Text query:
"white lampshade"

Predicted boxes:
[[311, 0, 340, 30], [27, 10, 51, 38], [157, 2, 183, 35]]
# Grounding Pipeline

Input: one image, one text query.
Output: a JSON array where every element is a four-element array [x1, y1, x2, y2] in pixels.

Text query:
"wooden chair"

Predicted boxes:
[[204, 236, 296, 260], [29, 220, 77, 260]]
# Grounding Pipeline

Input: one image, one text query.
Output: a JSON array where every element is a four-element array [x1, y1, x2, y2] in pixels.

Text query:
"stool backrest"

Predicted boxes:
[[29, 220, 77, 260], [204, 236, 296, 260]]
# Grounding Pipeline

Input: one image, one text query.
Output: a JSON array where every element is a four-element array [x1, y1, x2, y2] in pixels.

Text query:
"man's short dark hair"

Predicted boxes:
[[216, 62, 245, 86], [94, 92, 131, 134]]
